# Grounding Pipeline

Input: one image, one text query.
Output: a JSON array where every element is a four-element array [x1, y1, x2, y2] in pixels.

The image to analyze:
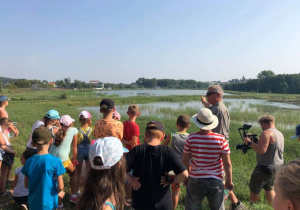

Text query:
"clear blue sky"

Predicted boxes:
[[1, 0, 300, 83]]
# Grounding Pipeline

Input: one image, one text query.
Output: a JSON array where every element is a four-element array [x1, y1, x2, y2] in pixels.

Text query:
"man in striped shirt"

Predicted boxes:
[[182, 108, 233, 210]]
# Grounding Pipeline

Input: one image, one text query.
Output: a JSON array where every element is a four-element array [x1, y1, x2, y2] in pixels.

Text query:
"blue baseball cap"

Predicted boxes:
[[290, 124, 300, 139], [0, 95, 10, 102], [45, 110, 60, 119]]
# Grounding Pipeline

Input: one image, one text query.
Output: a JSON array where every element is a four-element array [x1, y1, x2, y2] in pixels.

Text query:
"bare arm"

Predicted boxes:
[[72, 135, 78, 161], [9, 124, 19, 136], [0, 131, 6, 150], [244, 130, 270, 154], [162, 134, 171, 146], [221, 153, 234, 190], [182, 153, 190, 170], [56, 175, 65, 199], [24, 176, 28, 189], [201, 95, 211, 108], [173, 170, 188, 184], [126, 173, 141, 190]]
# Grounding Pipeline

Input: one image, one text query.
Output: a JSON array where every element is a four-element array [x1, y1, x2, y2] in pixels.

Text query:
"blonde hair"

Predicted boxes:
[[276, 159, 300, 205], [258, 115, 275, 125], [145, 129, 164, 139], [128, 104, 139, 115], [208, 85, 224, 98]]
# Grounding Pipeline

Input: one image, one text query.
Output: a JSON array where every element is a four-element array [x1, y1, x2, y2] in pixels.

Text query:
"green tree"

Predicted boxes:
[[257, 70, 275, 79]]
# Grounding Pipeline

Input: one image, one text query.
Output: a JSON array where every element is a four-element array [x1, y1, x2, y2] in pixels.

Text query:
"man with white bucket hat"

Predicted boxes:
[[182, 108, 233, 210]]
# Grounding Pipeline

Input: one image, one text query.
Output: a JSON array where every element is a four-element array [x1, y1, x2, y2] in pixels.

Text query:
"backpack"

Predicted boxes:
[[78, 127, 92, 146]]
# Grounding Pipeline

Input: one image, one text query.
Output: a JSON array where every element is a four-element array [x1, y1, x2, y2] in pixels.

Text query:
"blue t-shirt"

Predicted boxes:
[[22, 154, 66, 210]]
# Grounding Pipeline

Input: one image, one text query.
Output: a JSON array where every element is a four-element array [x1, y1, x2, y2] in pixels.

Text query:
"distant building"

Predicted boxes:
[[48, 82, 56, 87], [90, 80, 104, 89]]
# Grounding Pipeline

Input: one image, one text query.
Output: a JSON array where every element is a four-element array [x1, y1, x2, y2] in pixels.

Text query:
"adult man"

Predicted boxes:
[[126, 121, 188, 210], [243, 115, 284, 205], [201, 85, 243, 209], [182, 108, 233, 210]]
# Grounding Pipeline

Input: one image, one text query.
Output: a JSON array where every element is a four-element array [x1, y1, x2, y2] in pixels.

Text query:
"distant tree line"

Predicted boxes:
[[223, 70, 300, 94], [135, 78, 210, 89]]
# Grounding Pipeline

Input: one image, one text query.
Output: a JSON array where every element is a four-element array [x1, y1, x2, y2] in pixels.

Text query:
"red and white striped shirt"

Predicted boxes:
[[183, 132, 230, 180]]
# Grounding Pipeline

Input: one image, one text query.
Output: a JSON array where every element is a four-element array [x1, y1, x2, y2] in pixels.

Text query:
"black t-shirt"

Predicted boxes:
[[126, 144, 186, 210]]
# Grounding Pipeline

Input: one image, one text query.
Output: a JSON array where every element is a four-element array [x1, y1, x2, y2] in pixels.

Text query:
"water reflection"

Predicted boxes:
[[79, 99, 300, 120]]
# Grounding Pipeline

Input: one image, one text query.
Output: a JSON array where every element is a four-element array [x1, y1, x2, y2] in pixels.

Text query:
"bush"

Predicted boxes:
[[59, 93, 67, 99]]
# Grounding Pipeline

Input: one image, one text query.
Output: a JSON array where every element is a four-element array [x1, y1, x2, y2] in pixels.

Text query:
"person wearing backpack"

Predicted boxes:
[[76, 111, 94, 192]]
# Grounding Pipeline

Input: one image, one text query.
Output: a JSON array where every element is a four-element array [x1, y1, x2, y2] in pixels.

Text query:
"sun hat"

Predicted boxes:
[[89, 137, 129, 170], [113, 111, 121, 121], [45, 110, 60, 119], [146, 121, 165, 133], [191, 108, 219, 130], [290, 124, 300, 139], [60, 115, 75, 126], [32, 127, 52, 145], [100, 98, 115, 110], [0, 95, 10, 102], [79, 111, 92, 119]]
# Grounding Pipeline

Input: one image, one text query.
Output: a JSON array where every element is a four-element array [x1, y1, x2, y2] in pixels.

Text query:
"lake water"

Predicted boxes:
[[79, 98, 300, 120], [95, 89, 232, 97]]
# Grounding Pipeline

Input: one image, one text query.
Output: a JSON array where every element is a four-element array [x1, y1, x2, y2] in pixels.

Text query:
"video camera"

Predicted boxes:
[[236, 124, 258, 154]]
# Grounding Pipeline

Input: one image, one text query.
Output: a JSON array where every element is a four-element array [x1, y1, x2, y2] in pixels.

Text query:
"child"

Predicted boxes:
[[78, 137, 128, 210], [12, 150, 36, 209], [76, 111, 93, 191], [162, 114, 190, 210], [49, 115, 78, 205], [122, 104, 141, 151], [26, 109, 61, 153], [126, 121, 188, 210], [0, 117, 16, 196], [22, 127, 66, 210], [121, 104, 140, 205], [0, 95, 18, 137], [94, 98, 123, 140], [273, 159, 300, 210]]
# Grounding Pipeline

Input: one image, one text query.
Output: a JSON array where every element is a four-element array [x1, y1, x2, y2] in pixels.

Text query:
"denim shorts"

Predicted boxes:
[[77, 144, 90, 162], [249, 164, 276, 194], [185, 177, 224, 210]]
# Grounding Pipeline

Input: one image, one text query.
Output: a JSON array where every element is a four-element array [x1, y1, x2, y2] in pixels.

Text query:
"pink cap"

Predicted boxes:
[[60, 115, 75, 126], [113, 111, 121, 121], [79, 111, 92, 119]]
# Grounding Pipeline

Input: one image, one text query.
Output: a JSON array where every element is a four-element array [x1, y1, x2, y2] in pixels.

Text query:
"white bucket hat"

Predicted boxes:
[[191, 108, 218, 130]]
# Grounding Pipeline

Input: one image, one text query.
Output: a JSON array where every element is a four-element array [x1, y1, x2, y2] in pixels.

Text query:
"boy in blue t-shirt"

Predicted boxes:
[[22, 127, 66, 210]]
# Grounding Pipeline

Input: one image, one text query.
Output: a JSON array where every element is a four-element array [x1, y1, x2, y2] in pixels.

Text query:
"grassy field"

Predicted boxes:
[[1, 89, 300, 209]]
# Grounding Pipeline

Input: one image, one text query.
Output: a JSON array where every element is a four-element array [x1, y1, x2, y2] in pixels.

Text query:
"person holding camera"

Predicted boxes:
[[243, 115, 284, 205]]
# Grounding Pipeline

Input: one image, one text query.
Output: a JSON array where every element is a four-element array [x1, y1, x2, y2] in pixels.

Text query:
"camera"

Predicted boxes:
[[236, 124, 258, 154]]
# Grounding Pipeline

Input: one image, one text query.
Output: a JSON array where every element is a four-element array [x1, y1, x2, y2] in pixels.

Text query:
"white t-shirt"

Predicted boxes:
[[12, 166, 29, 197], [0, 126, 10, 146], [26, 120, 44, 149]]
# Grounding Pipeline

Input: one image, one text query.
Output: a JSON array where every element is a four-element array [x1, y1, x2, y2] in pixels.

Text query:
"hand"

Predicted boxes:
[[131, 177, 141, 190], [225, 180, 234, 191], [58, 190, 65, 199], [201, 95, 207, 104], [243, 137, 251, 145], [160, 175, 172, 187], [13, 128, 19, 137]]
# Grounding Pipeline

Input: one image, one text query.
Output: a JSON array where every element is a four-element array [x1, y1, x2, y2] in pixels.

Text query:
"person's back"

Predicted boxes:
[[126, 121, 188, 210], [122, 104, 140, 151], [22, 127, 65, 210], [94, 98, 123, 140]]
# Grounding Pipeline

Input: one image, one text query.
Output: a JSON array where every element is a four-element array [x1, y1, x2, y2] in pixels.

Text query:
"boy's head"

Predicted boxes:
[[21, 150, 36, 165], [127, 104, 140, 117], [32, 127, 52, 146], [0, 95, 10, 107], [145, 121, 165, 141], [100, 98, 115, 115], [176, 114, 190, 129]]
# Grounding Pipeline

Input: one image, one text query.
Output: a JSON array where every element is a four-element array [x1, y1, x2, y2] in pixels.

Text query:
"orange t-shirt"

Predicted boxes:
[[94, 119, 123, 140]]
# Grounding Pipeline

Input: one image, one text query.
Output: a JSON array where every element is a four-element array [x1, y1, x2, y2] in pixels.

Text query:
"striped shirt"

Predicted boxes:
[[183, 132, 230, 180]]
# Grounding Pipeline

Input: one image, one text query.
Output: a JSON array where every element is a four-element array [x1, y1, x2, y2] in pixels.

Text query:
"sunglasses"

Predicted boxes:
[[206, 92, 217, 97]]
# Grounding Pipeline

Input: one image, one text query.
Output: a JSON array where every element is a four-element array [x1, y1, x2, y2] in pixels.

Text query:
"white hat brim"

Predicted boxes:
[[191, 114, 219, 130]]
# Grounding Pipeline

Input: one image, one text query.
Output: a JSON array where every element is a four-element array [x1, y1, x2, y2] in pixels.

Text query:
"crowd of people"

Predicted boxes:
[[0, 85, 300, 210]]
